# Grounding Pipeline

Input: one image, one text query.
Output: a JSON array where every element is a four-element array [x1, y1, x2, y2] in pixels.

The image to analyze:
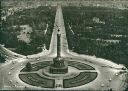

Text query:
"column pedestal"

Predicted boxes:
[[49, 57, 68, 74]]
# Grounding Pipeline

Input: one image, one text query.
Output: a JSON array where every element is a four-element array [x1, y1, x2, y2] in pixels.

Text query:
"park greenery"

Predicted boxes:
[[20, 61, 97, 88], [0, 54, 5, 63], [68, 61, 95, 70], [19, 73, 55, 88], [0, 6, 56, 55], [63, 6, 128, 67], [63, 72, 97, 88], [0, 6, 128, 68], [21, 61, 51, 72]]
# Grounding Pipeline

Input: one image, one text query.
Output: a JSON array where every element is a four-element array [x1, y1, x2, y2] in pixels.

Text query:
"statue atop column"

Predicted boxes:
[[49, 29, 68, 74]]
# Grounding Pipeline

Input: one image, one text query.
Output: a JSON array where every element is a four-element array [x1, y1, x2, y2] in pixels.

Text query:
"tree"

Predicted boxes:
[[26, 62, 32, 71], [0, 54, 6, 63]]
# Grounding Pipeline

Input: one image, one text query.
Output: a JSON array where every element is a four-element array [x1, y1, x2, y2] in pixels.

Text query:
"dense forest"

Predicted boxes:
[[0, 6, 56, 55], [63, 6, 128, 67]]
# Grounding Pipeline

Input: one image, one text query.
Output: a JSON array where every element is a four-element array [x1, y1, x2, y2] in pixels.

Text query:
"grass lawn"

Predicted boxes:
[[63, 72, 97, 88], [19, 73, 55, 88]]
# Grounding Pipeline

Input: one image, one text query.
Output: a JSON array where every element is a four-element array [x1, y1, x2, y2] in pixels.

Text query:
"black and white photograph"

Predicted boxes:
[[0, 0, 128, 90]]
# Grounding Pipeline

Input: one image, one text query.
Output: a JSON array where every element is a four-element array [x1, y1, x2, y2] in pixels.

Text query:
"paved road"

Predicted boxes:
[[0, 5, 128, 90], [0, 44, 25, 60]]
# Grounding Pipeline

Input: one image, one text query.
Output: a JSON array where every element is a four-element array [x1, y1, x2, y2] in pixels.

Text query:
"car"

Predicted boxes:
[[14, 55, 19, 57], [122, 67, 126, 70], [11, 67, 14, 70], [109, 78, 112, 81], [101, 84, 105, 87], [12, 61, 15, 64], [37, 58, 40, 61], [115, 73, 118, 76], [9, 80, 12, 83], [13, 84, 16, 87], [8, 72, 11, 75]]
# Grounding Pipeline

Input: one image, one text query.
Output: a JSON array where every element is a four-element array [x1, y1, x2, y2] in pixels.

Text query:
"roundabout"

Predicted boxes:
[[19, 60, 98, 88]]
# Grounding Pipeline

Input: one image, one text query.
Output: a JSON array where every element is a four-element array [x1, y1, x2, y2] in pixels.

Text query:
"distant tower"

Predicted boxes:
[[49, 29, 68, 74]]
